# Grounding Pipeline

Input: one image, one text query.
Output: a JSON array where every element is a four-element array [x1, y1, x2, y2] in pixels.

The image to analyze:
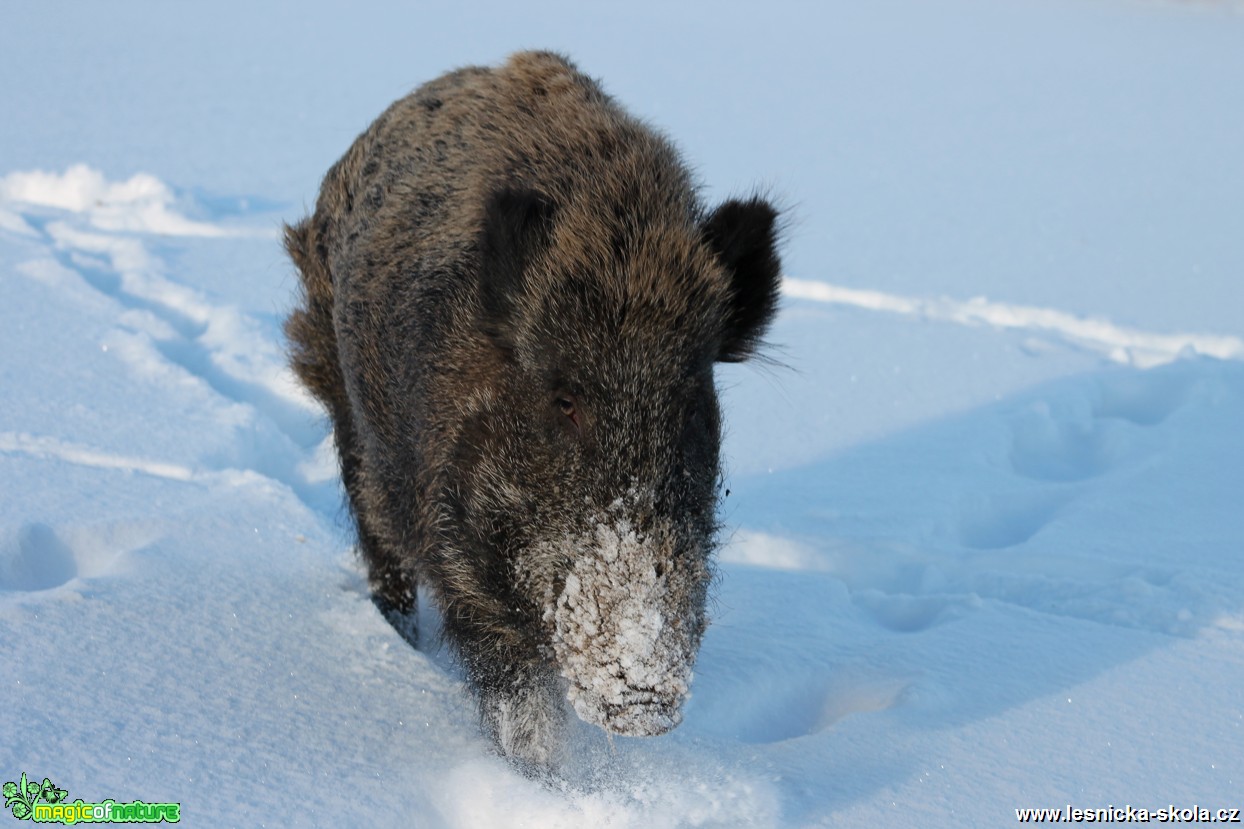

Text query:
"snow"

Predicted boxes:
[[545, 516, 703, 738], [782, 277, 1244, 367], [2, 1, 1242, 826], [0, 165, 255, 238]]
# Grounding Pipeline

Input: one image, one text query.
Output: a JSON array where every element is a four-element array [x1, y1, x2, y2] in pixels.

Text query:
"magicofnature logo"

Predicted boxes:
[[3, 774, 180, 824]]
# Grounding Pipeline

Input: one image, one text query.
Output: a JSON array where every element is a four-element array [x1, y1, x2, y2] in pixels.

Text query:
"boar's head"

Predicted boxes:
[[451, 187, 781, 738]]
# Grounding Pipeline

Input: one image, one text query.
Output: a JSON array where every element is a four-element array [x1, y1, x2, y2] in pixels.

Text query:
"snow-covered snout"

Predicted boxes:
[[540, 516, 710, 736]]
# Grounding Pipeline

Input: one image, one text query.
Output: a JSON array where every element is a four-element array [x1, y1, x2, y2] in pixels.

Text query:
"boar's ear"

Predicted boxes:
[[702, 197, 782, 363], [478, 188, 558, 345]]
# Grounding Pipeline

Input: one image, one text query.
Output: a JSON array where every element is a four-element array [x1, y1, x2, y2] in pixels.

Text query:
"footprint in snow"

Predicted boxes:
[[1094, 369, 1194, 427], [0, 523, 77, 591], [0, 520, 158, 594], [1008, 368, 1192, 483], [852, 589, 982, 632], [957, 490, 1072, 550], [717, 673, 911, 744]]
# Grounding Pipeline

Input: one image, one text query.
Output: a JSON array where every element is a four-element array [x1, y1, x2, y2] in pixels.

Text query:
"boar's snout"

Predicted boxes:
[[542, 514, 710, 737]]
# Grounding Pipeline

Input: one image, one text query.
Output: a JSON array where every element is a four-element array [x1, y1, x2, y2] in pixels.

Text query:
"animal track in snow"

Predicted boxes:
[[723, 673, 910, 744], [1009, 409, 1125, 483], [1094, 369, 1194, 426], [0, 520, 159, 592], [966, 563, 1207, 638], [0, 523, 77, 591], [1, 166, 331, 509], [958, 490, 1071, 550], [1007, 368, 1192, 484], [43, 220, 320, 449], [852, 589, 981, 633], [946, 364, 1217, 636]]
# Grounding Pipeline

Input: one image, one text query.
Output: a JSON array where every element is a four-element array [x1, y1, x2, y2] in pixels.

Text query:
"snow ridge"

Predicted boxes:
[[0, 164, 272, 238], [784, 276, 1244, 368]]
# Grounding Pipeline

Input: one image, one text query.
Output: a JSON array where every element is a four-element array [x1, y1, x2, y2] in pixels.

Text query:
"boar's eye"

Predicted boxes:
[[555, 395, 580, 431]]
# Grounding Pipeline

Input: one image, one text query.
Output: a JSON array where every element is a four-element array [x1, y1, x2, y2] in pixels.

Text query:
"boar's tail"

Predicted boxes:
[[283, 216, 342, 411]]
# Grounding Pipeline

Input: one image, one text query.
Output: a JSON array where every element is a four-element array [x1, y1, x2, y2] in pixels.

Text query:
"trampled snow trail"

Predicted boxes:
[[0, 166, 335, 509]]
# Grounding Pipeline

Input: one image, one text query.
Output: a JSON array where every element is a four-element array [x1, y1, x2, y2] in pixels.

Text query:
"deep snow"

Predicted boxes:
[[2, 1, 1243, 827]]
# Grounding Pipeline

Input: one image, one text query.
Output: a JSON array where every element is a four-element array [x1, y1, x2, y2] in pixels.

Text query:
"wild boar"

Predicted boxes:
[[284, 50, 782, 767]]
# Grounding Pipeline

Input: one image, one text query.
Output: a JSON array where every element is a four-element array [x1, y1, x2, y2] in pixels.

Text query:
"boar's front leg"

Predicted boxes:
[[440, 591, 567, 767], [477, 662, 567, 770]]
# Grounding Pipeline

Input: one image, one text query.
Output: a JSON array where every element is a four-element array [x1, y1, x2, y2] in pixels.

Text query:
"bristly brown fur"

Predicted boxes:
[[284, 50, 783, 767]]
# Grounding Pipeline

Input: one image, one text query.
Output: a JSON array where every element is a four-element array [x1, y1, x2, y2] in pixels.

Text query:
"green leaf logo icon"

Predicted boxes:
[[4, 772, 68, 821]]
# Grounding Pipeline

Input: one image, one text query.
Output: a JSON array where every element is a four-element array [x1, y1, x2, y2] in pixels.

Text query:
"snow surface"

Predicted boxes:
[[2, 1, 1242, 826]]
